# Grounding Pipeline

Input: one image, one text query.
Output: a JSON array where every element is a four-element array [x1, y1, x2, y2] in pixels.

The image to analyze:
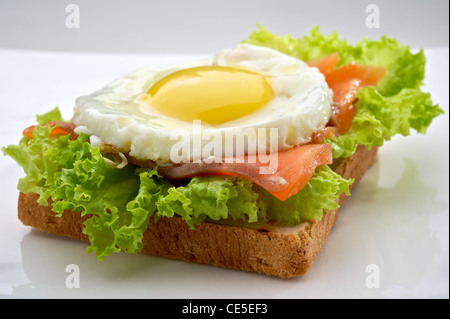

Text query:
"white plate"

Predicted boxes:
[[0, 48, 448, 299]]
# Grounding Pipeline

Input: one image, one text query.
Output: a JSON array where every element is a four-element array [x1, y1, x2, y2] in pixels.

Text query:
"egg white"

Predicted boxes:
[[73, 43, 332, 163]]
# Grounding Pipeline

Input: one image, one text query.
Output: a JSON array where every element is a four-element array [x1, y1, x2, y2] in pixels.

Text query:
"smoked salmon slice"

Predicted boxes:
[[329, 78, 361, 134], [307, 52, 339, 75], [23, 121, 77, 140], [267, 143, 332, 201], [326, 62, 386, 133], [309, 53, 386, 134], [158, 143, 333, 201], [325, 62, 386, 89]]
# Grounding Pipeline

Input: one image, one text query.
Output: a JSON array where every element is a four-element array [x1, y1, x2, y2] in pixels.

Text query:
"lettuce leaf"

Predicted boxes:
[[246, 25, 426, 96], [36, 106, 65, 124], [3, 125, 147, 259], [246, 25, 357, 66], [154, 176, 266, 227], [326, 87, 443, 158]]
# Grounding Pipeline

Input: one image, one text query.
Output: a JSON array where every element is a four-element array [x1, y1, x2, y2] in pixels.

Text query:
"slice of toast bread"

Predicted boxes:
[[17, 145, 378, 278]]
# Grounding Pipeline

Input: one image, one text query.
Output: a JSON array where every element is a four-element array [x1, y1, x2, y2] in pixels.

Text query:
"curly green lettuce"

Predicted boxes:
[[326, 87, 443, 158], [246, 25, 426, 97]]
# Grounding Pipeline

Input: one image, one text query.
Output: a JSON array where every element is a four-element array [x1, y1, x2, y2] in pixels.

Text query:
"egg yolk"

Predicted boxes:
[[146, 66, 274, 125]]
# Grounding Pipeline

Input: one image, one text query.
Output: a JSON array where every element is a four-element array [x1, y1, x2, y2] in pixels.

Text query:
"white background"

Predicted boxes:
[[0, 0, 448, 299]]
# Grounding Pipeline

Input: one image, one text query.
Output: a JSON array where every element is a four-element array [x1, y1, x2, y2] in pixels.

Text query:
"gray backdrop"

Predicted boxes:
[[0, 0, 448, 54]]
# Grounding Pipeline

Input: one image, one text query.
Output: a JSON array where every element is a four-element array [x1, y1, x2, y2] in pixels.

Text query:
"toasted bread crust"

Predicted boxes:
[[17, 145, 378, 277]]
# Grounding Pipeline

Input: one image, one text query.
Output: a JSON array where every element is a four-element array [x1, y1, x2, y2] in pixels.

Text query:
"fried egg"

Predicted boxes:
[[73, 43, 332, 163]]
